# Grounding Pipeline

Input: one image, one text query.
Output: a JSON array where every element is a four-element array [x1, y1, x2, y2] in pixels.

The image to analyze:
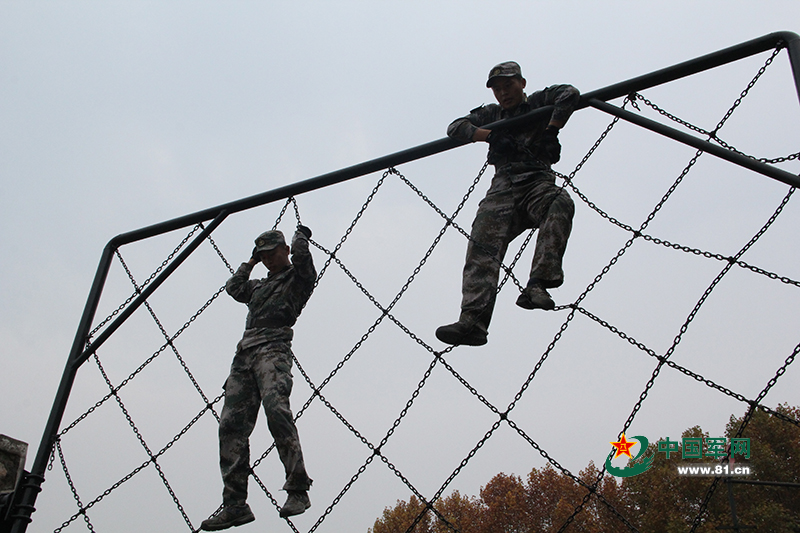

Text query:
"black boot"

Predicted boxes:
[[280, 490, 311, 518], [435, 321, 488, 346], [200, 504, 255, 531], [516, 282, 555, 310]]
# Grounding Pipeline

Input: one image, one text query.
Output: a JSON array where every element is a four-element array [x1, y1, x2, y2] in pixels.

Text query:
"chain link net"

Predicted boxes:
[[40, 43, 800, 533]]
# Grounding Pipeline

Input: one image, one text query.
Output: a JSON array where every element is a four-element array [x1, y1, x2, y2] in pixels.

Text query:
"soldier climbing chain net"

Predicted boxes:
[[44, 42, 800, 533]]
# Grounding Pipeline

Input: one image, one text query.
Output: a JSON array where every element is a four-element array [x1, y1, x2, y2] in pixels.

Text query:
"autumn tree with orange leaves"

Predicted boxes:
[[369, 404, 800, 532]]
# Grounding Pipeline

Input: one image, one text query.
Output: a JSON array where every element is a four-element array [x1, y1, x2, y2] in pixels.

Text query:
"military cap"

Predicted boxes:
[[486, 61, 523, 88], [254, 230, 286, 254]]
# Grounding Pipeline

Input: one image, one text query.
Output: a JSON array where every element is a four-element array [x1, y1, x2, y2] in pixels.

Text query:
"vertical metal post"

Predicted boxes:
[[9, 211, 229, 533], [8, 242, 116, 533], [783, 32, 800, 105]]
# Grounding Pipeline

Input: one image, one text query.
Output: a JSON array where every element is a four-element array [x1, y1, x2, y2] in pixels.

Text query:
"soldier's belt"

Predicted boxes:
[[496, 161, 549, 174], [247, 318, 293, 329]]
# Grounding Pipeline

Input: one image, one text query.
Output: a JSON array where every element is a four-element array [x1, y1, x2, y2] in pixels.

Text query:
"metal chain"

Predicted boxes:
[[202, 228, 236, 275], [59, 263, 228, 442], [504, 418, 640, 532], [319, 173, 633, 532], [272, 197, 294, 230], [499, 99, 632, 405], [240, 170, 399, 510], [691, 341, 800, 531], [632, 44, 796, 166], [116, 251, 226, 421], [54, 393, 223, 533], [618, 168, 786, 445], [372, 296, 637, 532], [91, 352, 196, 530], [637, 176, 792, 532], [308, 171, 390, 296], [637, 88, 800, 164], [248, 165, 491, 532], [259, 114, 638, 532], [394, 161, 529, 293], [630, 92, 709, 136], [553, 54, 788, 527], [295, 162, 489, 413], [54, 440, 96, 532], [49, 45, 800, 533], [570, 181, 800, 292], [299, 165, 486, 390], [299, 357, 460, 533], [712, 43, 783, 136], [87, 225, 202, 339], [634, 91, 800, 164], [236, 168, 475, 533], [575, 304, 799, 428]]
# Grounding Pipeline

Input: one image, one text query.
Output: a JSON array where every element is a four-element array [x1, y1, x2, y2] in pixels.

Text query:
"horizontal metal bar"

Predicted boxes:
[[581, 31, 800, 106], [588, 98, 800, 188], [110, 137, 464, 247], [109, 33, 800, 251]]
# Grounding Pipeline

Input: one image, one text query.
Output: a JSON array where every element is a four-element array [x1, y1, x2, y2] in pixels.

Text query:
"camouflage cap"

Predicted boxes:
[[486, 61, 523, 88], [254, 230, 286, 253]]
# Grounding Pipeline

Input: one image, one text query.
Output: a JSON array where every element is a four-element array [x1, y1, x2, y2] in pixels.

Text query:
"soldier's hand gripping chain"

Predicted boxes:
[[539, 125, 561, 164], [291, 225, 313, 252], [486, 130, 517, 164], [296, 225, 312, 239]]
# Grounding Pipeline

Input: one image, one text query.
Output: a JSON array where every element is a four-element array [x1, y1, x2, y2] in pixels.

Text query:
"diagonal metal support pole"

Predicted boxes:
[[9, 209, 229, 533], [73, 211, 231, 368]]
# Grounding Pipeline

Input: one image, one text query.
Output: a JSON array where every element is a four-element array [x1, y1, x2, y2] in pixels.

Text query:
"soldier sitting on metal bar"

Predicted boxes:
[[202, 226, 315, 531], [436, 61, 580, 347]]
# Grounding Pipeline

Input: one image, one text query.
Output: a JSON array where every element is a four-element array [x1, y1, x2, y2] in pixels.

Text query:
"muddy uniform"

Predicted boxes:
[[447, 84, 579, 335], [219, 229, 315, 506]]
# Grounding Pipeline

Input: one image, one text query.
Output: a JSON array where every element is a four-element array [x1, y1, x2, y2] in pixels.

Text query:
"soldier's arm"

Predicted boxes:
[[447, 104, 499, 143], [541, 84, 580, 128], [225, 262, 257, 303], [290, 227, 317, 282]]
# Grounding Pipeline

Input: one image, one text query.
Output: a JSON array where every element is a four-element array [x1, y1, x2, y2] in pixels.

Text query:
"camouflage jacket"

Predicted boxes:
[[447, 84, 580, 169], [226, 229, 316, 351]]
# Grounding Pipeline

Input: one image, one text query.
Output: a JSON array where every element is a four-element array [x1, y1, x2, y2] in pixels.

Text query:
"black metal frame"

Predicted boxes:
[[8, 30, 800, 533]]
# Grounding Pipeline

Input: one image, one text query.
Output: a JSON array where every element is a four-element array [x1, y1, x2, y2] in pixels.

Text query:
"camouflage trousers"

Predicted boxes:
[[460, 170, 574, 332], [218, 342, 312, 506]]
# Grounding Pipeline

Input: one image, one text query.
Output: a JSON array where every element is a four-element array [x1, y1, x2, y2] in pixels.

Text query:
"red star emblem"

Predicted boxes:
[[610, 433, 637, 459]]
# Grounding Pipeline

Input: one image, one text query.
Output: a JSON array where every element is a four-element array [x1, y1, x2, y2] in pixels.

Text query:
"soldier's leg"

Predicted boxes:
[[522, 179, 574, 288], [219, 350, 262, 506], [253, 345, 312, 492], [458, 186, 516, 333]]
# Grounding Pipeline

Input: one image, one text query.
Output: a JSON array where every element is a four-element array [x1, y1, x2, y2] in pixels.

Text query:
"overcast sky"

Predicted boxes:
[[2, 2, 800, 532]]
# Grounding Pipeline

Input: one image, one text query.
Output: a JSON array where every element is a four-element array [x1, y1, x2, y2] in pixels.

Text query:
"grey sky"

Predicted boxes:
[[2, 2, 800, 532]]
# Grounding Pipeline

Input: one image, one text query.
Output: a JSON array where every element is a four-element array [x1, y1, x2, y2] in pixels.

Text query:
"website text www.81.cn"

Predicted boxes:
[[676, 464, 753, 477]]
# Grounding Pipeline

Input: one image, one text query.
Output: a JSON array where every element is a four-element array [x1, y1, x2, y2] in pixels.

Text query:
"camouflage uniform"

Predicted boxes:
[[218, 229, 315, 506], [447, 84, 580, 335]]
